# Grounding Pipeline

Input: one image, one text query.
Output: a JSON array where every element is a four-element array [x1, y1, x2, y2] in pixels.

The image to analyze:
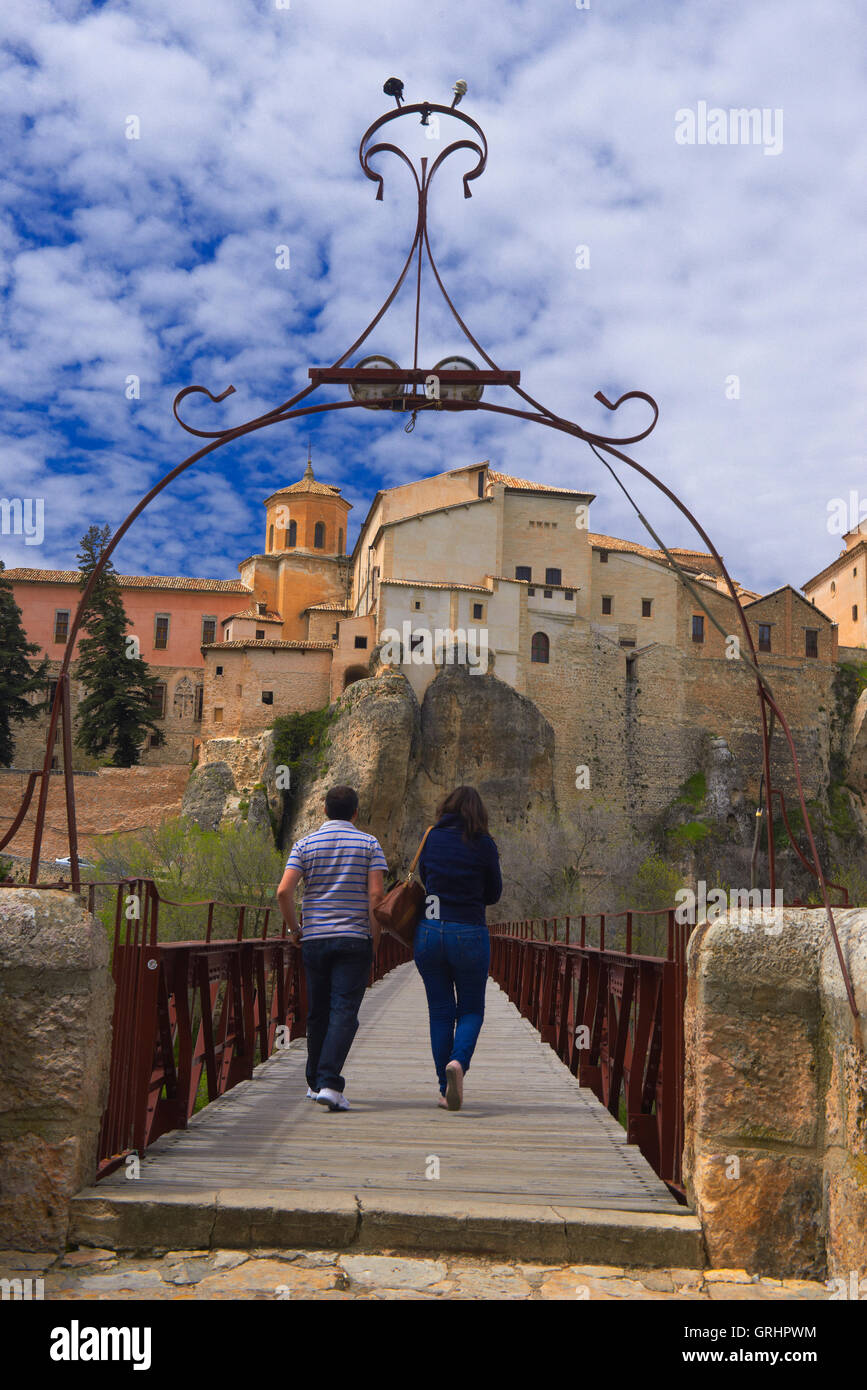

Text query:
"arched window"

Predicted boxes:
[[530, 631, 549, 664], [268, 524, 274, 552], [338, 527, 344, 554], [287, 520, 297, 547], [314, 521, 325, 549]]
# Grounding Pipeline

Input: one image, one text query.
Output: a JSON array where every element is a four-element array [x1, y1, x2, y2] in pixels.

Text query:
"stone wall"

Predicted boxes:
[[684, 907, 867, 1279], [0, 765, 190, 864], [0, 889, 113, 1251]]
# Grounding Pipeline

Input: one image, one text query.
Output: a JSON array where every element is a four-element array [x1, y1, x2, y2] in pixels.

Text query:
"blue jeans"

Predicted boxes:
[[413, 919, 490, 1093], [301, 935, 372, 1093]]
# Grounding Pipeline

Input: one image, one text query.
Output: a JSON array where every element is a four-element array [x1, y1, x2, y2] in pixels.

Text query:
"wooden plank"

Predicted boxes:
[[99, 965, 683, 1215]]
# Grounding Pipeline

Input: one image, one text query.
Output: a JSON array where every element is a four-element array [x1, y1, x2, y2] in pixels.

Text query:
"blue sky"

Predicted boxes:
[[0, 0, 865, 595]]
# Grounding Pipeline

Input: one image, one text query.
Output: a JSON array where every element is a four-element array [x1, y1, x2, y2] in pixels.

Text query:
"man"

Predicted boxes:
[[277, 785, 386, 1112]]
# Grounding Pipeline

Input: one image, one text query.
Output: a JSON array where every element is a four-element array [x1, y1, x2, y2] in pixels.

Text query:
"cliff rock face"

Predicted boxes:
[[287, 666, 556, 877]]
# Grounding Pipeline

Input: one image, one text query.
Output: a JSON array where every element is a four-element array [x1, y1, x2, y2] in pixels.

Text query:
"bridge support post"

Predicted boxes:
[[684, 907, 867, 1281], [0, 888, 114, 1251]]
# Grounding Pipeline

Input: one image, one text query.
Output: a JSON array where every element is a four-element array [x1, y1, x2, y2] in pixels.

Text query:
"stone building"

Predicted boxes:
[[803, 519, 867, 651], [2, 453, 844, 819]]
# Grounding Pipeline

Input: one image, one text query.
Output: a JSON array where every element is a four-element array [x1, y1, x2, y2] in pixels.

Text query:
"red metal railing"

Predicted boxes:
[[92, 879, 409, 1177], [489, 910, 691, 1199]]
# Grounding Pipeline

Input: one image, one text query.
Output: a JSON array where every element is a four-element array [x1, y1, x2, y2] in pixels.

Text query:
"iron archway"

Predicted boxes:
[[3, 81, 858, 1024]]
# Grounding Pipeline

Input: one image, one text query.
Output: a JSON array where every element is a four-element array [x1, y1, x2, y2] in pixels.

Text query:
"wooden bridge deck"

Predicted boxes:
[[99, 962, 683, 1206]]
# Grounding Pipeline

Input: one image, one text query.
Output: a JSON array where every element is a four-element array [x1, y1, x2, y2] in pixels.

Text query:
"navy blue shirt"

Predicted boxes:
[[418, 813, 502, 926]]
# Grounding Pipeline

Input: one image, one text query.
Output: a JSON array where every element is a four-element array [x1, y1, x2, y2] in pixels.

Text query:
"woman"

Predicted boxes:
[[414, 786, 502, 1111]]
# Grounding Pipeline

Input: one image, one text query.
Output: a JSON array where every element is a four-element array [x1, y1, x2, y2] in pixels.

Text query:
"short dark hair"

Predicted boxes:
[[435, 785, 489, 840], [325, 785, 359, 821]]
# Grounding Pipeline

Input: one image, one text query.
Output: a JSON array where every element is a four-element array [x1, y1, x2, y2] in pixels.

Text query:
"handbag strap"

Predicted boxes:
[[407, 825, 434, 879]]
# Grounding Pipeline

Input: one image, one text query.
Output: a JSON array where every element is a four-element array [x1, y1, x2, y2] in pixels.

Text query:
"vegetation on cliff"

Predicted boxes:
[[88, 817, 284, 940]]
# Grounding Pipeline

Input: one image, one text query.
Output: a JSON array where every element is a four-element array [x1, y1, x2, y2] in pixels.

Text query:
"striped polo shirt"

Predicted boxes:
[[287, 819, 388, 940]]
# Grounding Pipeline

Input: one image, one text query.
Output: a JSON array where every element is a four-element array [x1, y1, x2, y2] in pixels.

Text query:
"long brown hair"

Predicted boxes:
[[436, 785, 489, 841]]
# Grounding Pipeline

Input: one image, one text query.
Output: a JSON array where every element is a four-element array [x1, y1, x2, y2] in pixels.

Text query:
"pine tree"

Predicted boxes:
[[0, 560, 50, 766], [74, 524, 162, 767]]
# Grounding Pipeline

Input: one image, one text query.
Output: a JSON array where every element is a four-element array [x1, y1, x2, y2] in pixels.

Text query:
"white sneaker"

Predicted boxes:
[[315, 1087, 350, 1111], [305, 1087, 319, 1099]]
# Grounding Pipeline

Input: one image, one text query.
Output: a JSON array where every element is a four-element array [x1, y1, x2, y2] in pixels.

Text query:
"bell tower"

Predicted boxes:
[[263, 448, 351, 556]]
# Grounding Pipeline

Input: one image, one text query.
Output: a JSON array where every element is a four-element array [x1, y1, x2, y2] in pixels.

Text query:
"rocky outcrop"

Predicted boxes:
[[181, 761, 237, 832], [286, 667, 557, 886]]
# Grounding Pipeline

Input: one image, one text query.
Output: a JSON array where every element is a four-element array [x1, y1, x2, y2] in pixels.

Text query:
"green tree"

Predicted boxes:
[[73, 524, 161, 766], [0, 560, 49, 766]]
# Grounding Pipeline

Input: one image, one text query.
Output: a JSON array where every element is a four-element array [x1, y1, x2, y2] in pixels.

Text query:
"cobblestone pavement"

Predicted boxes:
[[0, 1248, 835, 1300]]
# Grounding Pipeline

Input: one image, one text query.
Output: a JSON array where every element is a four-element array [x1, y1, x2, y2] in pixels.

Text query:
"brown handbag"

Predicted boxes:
[[372, 826, 434, 949]]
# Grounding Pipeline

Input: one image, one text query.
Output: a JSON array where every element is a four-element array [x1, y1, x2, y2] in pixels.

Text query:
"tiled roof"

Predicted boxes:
[[305, 602, 351, 612], [488, 471, 590, 496], [203, 640, 333, 651], [588, 533, 719, 570], [5, 568, 251, 593], [221, 610, 282, 623], [265, 479, 344, 499], [381, 578, 491, 593]]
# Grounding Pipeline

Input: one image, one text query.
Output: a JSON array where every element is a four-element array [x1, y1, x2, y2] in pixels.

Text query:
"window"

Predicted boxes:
[[545, 568, 561, 586], [148, 731, 164, 749], [692, 615, 705, 643], [530, 631, 550, 664], [477, 471, 485, 497], [224, 627, 232, 641], [472, 603, 483, 620], [257, 602, 266, 614], [565, 590, 574, 601], [154, 614, 169, 649], [338, 528, 344, 553], [413, 600, 421, 611], [213, 707, 224, 722], [261, 691, 274, 705], [805, 629, 818, 658], [544, 589, 552, 599], [515, 566, 532, 582], [201, 616, 216, 645], [758, 623, 772, 652], [288, 520, 297, 547], [354, 635, 368, 649], [409, 634, 425, 652], [620, 639, 636, 648], [314, 521, 325, 549], [527, 586, 535, 596], [853, 605, 859, 622], [46, 679, 59, 708], [268, 524, 274, 551], [641, 599, 652, 618], [854, 567, 858, 577], [830, 581, 836, 595], [599, 550, 609, 563], [602, 595, 612, 615], [149, 682, 166, 718], [215, 665, 223, 677], [255, 629, 265, 640], [54, 610, 69, 643], [195, 685, 203, 721]]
